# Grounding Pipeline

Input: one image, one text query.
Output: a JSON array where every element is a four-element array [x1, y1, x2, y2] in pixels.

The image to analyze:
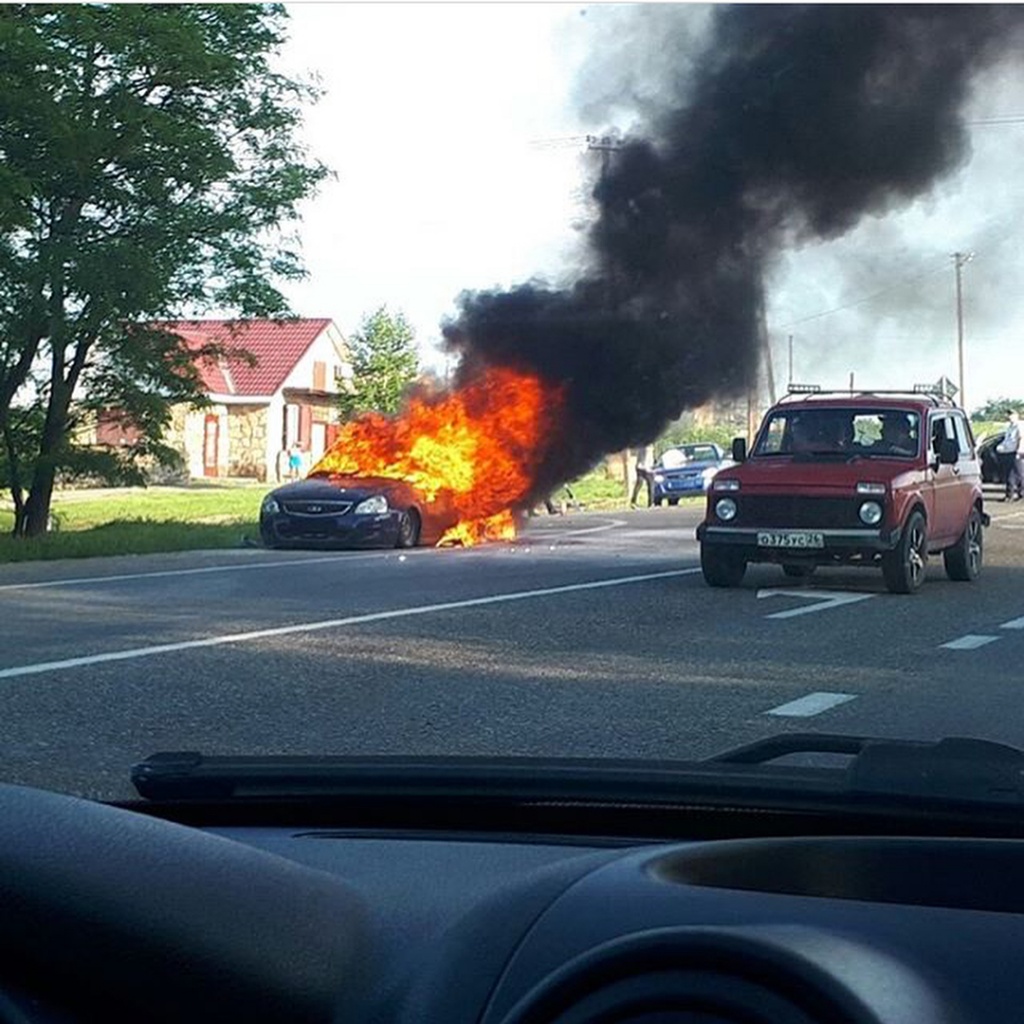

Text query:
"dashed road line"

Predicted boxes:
[[766, 692, 857, 717], [1000, 617, 1024, 630], [940, 634, 1001, 651]]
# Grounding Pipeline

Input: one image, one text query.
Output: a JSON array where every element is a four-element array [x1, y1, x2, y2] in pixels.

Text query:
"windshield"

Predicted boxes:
[[2, 3, 1023, 806], [659, 444, 722, 466], [753, 409, 921, 458]]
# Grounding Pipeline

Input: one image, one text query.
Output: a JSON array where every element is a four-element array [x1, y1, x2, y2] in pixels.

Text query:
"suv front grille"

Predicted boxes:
[[734, 496, 862, 529], [280, 500, 353, 516]]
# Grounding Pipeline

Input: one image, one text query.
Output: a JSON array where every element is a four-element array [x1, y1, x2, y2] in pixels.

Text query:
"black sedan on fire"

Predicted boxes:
[[259, 473, 454, 549]]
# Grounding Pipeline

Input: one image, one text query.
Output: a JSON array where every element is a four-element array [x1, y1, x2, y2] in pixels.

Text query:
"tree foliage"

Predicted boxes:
[[338, 307, 419, 419], [0, 3, 328, 536], [970, 397, 1023, 423]]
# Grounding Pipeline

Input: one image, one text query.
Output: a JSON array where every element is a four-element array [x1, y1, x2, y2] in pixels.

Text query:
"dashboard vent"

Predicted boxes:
[[496, 927, 939, 1024]]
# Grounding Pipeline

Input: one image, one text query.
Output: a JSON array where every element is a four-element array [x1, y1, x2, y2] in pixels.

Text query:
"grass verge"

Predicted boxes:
[[0, 486, 263, 563]]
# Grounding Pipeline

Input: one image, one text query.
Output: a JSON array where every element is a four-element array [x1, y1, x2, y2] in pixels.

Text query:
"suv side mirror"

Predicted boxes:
[[938, 437, 959, 466], [731, 437, 747, 463]]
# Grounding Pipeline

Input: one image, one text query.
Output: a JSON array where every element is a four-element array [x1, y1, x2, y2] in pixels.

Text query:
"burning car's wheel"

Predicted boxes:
[[943, 506, 983, 582], [700, 544, 746, 587], [395, 509, 421, 548], [881, 510, 927, 594]]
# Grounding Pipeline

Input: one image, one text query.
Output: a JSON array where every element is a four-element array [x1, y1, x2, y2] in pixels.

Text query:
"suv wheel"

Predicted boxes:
[[943, 506, 983, 582], [881, 510, 927, 594], [701, 544, 747, 587]]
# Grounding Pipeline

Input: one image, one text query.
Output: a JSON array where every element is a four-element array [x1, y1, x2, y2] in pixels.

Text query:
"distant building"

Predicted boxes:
[[153, 318, 351, 482]]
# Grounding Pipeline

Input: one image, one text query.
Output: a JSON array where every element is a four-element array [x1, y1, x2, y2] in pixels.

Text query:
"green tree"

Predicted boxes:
[[0, 4, 328, 537], [971, 397, 1023, 423], [339, 307, 419, 419]]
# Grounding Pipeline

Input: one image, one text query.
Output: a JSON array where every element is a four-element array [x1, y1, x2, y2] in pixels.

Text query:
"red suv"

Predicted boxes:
[[696, 388, 989, 593]]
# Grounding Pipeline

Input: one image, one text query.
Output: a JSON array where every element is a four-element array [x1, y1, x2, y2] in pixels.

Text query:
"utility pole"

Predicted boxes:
[[952, 251, 973, 409], [586, 133, 624, 177]]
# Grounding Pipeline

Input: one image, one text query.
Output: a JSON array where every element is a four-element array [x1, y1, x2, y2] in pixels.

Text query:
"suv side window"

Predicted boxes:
[[951, 412, 974, 456], [930, 413, 954, 456]]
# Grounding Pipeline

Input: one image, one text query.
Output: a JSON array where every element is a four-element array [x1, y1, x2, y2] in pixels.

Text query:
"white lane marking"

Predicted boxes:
[[0, 567, 701, 680], [523, 517, 627, 539], [756, 588, 876, 619], [1001, 617, 1024, 630], [0, 552, 403, 593], [940, 634, 1000, 650], [766, 692, 857, 717], [562, 517, 628, 537]]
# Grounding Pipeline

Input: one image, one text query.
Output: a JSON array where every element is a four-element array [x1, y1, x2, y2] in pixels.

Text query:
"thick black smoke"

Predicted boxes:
[[442, 5, 1024, 499]]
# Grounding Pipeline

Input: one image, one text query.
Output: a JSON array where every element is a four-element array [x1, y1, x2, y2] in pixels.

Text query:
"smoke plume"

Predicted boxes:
[[442, 5, 1024, 499]]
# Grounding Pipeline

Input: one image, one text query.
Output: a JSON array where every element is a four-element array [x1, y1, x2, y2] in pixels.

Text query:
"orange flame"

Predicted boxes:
[[312, 366, 560, 545]]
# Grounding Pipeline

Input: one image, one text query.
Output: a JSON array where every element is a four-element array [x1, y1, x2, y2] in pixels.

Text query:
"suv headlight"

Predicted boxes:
[[354, 495, 388, 515], [715, 497, 738, 521], [856, 482, 886, 495], [859, 500, 883, 525], [714, 478, 740, 491], [261, 497, 280, 515]]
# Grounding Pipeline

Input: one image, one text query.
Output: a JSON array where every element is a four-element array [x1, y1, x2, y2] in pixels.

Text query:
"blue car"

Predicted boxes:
[[651, 443, 732, 505]]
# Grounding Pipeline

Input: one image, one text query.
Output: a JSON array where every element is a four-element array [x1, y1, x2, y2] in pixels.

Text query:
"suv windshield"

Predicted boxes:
[[754, 408, 921, 459]]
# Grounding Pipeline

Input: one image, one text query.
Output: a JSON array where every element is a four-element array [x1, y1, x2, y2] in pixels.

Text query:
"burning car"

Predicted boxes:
[[260, 367, 559, 550], [259, 473, 449, 550]]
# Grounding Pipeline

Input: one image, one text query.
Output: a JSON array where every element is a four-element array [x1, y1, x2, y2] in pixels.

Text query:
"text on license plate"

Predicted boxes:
[[757, 531, 825, 549]]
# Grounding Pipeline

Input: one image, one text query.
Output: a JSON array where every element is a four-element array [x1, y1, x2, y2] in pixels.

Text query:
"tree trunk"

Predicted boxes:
[[18, 382, 72, 538], [20, 464, 57, 538]]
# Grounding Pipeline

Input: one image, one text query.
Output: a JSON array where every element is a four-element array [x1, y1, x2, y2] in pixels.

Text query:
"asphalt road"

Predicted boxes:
[[2, 490, 1023, 801]]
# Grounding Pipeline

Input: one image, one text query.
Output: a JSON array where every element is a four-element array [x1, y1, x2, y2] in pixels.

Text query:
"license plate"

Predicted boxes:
[[757, 531, 825, 549]]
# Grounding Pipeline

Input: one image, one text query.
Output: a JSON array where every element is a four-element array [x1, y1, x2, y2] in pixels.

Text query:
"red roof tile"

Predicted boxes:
[[158, 319, 334, 397]]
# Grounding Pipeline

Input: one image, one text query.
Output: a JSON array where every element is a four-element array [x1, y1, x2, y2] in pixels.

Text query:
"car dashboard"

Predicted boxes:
[[2, 750, 1024, 1024]]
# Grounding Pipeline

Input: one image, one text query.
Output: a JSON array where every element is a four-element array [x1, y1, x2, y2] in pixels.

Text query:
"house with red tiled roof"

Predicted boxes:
[[157, 318, 351, 482]]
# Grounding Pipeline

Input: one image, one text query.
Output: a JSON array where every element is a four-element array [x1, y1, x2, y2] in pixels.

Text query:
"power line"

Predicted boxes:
[[776, 261, 950, 330], [968, 116, 1024, 125]]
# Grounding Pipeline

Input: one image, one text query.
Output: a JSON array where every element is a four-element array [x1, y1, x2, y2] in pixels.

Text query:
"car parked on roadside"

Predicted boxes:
[[651, 443, 733, 504], [978, 431, 1007, 485], [260, 473, 452, 549], [696, 387, 988, 593]]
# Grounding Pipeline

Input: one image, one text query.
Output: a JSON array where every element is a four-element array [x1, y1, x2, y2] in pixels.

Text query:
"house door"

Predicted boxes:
[[311, 422, 327, 462], [203, 414, 219, 477]]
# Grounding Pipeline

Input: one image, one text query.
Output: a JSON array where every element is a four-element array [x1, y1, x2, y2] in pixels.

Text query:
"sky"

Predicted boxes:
[[274, 3, 1024, 413]]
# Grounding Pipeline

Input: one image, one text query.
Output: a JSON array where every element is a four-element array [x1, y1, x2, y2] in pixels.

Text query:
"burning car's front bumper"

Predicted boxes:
[[260, 510, 402, 549]]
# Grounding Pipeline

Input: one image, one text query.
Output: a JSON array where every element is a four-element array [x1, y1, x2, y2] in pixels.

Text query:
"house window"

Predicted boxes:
[[313, 361, 326, 391]]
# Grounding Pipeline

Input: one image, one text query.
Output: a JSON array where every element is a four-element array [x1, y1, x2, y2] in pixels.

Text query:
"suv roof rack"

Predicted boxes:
[[780, 385, 956, 408]]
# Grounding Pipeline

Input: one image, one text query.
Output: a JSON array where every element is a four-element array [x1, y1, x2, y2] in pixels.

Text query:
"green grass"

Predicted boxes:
[[0, 485, 263, 563], [564, 471, 632, 510]]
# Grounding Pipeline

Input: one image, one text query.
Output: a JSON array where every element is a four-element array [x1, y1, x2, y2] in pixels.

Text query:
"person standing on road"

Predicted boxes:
[[996, 410, 1023, 501], [630, 446, 655, 507]]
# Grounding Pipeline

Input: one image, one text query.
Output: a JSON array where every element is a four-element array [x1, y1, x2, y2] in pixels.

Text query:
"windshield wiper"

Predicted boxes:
[[130, 736, 1024, 812], [711, 734, 1024, 805]]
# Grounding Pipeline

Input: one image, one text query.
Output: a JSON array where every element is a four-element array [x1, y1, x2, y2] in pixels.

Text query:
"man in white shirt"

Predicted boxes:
[[996, 410, 1022, 501]]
